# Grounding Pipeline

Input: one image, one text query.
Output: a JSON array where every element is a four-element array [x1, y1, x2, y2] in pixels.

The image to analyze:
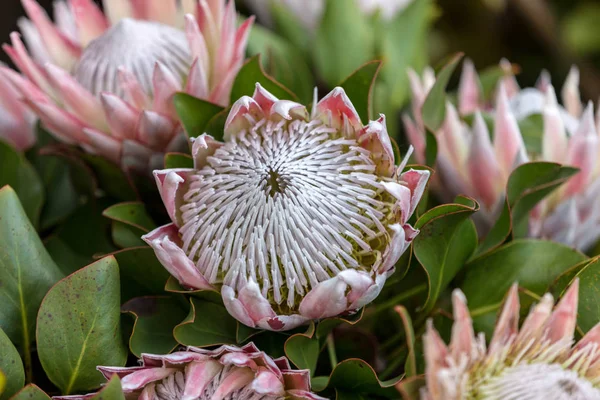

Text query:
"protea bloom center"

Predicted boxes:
[[419, 280, 600, 400], [144, 85, 430, 330], [3, 0, 252, 173]]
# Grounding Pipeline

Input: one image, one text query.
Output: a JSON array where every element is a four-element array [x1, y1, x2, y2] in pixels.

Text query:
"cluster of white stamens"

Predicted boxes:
[[179, 118, 395, 310]]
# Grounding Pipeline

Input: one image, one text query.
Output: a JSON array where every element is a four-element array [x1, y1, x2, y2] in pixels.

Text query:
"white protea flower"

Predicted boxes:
[[419, 279, 600, 400], [404, 61, 600, 250], [143, 84, 430, 331], [244, 0, 414, 32], [3, 0, 253, 173]]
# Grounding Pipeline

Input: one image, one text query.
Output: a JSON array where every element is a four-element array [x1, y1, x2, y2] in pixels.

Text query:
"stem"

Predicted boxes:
[[326, 334, 338, 369], [23, 343, 32, 383]]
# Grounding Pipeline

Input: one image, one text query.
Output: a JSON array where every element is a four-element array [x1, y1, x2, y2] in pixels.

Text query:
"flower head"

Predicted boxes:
[[405, 61, 600, 249], [4, 0, 253, 173], [0, 65, 36, 150], [143, 84, 430, 331], [419, 280, 600, 400], [55, 343, 325, 399]]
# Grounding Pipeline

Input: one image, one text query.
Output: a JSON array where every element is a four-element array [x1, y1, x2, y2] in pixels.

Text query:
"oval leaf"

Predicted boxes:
[[0, 327, 23, 400], [340, 61, 382, 123], [0, 186, 63, 379], [230, 55, 297, 103], [173, 93, 224, 139], [284, 334, 319, 376], [37, 257, 127, 394], [8, 384, 51, 400], [111, 247, 171, 302], [173, 298, 238, 347]]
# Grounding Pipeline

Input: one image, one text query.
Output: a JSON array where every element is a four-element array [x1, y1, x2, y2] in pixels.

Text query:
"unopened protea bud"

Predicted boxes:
[[55, 343, 325, 399], [405, 60, 600, 250], [416, 280, 600, 400], [143, 84, 430, 331], [3, 0, 253, 173]]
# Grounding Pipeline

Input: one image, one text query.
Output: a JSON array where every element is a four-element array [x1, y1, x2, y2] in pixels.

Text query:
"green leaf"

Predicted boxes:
[[122, 296, 187, 357], [45, 199, 118, 275], [269, 1, 311, 52], [321, 359, 400, 398], [562, 3, 600, 56], [110, 222, 146, 248], [87, 376, 125, 400], [476, 162, 579, 257], [314, 0, 375, 87], [102, 202, 156, 232], [230, 55, 297, 103], [8, 385, 51, 400], [0, 327, 24, 400], [37, 257, 127, 394], [164, 153, 193, 169], [173, 298, 238, 347], [424, 130, 438, 167], [284, 334, 319, 376], [111, 247, 171, 302], [379, 0, 433, 108], [81, 154, 137, 201], [0, 141, 44, 228], [395, 306, 416, 378], [173, 93, 224, 139], [422, 53, 464, 132], [413, 196, 479, 313], [246, 22, 313, 104], [518, 114, 544, 155], [0, 186, 63, 381], [339, 61, 382, 123], [461, 240, 587, 335]]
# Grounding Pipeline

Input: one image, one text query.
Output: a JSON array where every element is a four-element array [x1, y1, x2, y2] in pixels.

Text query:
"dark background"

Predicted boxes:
[[2, 0, 599, 100]]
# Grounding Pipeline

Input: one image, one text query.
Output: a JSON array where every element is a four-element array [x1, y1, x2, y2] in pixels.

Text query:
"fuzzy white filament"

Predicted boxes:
[[179, 119, 394, 309], [73, 18, 191, 96]]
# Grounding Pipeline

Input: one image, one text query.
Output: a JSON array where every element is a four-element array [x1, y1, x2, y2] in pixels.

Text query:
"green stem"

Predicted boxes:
[[366, 283, 428, 320], [326, 334, 338, 369]]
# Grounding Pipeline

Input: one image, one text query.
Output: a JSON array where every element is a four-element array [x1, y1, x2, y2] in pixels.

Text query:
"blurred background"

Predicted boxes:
[[1, 0, 599, 100]]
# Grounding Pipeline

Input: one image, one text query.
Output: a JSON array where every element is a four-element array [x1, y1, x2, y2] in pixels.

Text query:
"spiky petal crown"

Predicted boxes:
[[143, 84, 430, 331]]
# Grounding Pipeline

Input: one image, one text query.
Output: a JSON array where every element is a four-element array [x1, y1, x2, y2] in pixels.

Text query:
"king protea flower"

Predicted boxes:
[[245, 0, 414, 32], [55, 343, 325, 399], [0, 65, 36, 150], [404, 61, 600, 250], [419, 279, 600, 400], [3, 0, 253, 173], [143, 84, 430, 331]]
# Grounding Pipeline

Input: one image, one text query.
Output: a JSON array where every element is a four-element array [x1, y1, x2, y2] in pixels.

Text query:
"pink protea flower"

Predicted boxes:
[[55, 343, 325, 399], [0, 65, 37, 150], [419, 279, 600, 399], [404, 61, 600, 250], [3, 0, 253, 173], [143, 84, 430, 331]]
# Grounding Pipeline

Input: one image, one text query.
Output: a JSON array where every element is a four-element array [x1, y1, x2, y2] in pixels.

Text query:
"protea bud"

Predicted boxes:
[[244, 0, 414, 32], [0, 65, 36, 150], [405, 61, 600, 250], [55, 343, 325, 399], [143, 84, 430, 331], [417, 280, 600, 400], [3, 0, 253, 173]]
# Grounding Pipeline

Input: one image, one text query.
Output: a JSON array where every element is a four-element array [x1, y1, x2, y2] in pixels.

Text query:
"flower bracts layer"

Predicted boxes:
[[4, 0, 253, 173], [55, 343, 325, 399], [420, 280, 600, 400], [144, 84, 430, 331]]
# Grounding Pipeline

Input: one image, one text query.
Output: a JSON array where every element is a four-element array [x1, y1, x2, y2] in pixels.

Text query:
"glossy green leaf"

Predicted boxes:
[[164, 153, 193, 169], [173, 93, 224, 139], [424, 130, 437, 167], [413, 196, 479, 313], [87, 376, 125, 400], [111, 247, 171, 302], [0, 327, 23, 400], [476, 162, 579, 257], [284, 334, 319, 376], [0, 186, 63, 381], [8, 385, 51, 400], [174, 298, 238, 347], [379, 0, 432, 108], [122, 296, 187, 357], [246, 22, 313, 103], [321, 359, 400, 398], [461, 240, 587, 335], [0, 141, 44, 228], [422, 53, 464, 132], [230, 55, 297, 103], [395, 306, 416, 378], [314, 0, 375, 87], [339, 61, 381, 123], [102, 202, 156, 232], [37, 257, 127, 394], [110, 221, 146, 248]]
